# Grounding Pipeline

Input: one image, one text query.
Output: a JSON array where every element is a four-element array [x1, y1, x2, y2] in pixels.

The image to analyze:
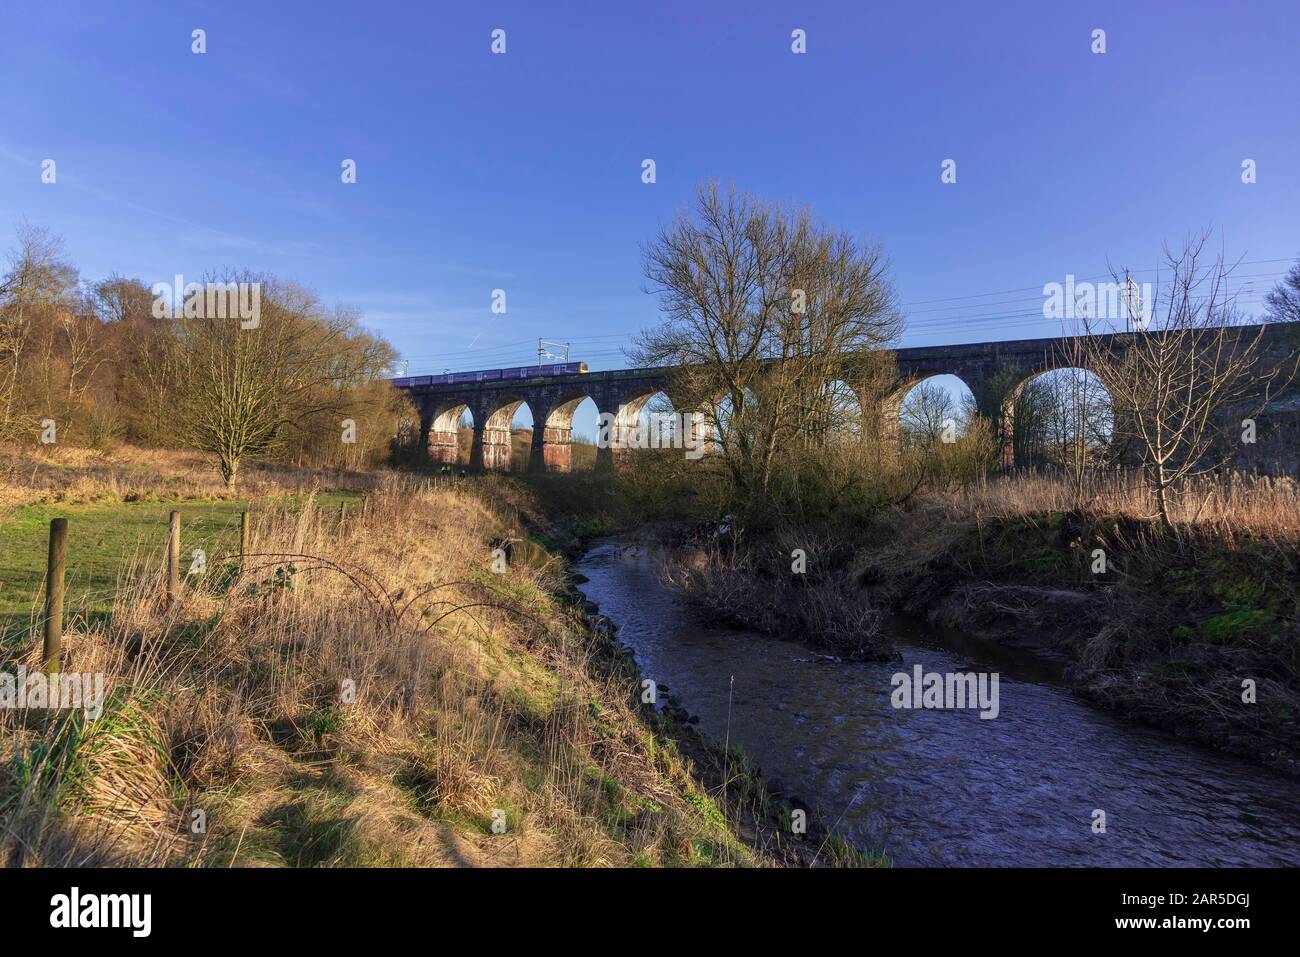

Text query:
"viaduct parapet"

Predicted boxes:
[[394, 323, 1300, 473]]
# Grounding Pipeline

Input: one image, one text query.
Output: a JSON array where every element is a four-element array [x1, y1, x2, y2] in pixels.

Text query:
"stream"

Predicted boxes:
[[574, 539, 1300, 867]]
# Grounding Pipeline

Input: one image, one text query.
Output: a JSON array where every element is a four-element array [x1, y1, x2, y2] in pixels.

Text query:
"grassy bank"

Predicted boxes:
[[0, 494, 360, 620], [0, 452, 812, 867], [859, 493, 1299, 775], [0, 444, 386, 511], [649, 470, 1300, 776]]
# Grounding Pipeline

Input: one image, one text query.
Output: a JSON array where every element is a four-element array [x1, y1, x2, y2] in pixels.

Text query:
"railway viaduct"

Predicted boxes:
[[394, 323, 1300, 473]]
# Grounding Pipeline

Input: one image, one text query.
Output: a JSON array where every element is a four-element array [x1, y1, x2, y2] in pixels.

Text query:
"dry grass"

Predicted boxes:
[[0, 443, 387, 511], [664, 532, 889, 659], [939, 469, 1300, 541], [850, 468, 1300, 772], [0, 476, 761, 867]]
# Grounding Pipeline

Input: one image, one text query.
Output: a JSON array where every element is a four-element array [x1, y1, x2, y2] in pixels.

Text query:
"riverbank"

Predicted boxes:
[[484, 477, 885, 865], [572, 535, 1300, 866], [0, 469, 803, 866], [562, 550, 885, 867], [616, 473, 1299, 778], [863, 504, 1299, 776]]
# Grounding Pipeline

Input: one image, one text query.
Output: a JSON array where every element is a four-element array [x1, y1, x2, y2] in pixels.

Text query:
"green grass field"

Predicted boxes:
[[0, 492, 361, 625]]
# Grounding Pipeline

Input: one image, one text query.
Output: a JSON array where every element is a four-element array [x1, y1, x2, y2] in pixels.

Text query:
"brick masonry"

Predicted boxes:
[[397, 323, 1300, 473]]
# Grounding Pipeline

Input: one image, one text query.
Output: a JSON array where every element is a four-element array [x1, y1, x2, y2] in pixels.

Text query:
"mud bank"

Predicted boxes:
[[574, 538, 1300, 866], [667, 512, 1299, 778], [557, 546, 884, 866]]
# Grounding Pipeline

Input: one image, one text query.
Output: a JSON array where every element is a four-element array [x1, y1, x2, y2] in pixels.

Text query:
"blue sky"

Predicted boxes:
[[2, 0, 1297, 434]]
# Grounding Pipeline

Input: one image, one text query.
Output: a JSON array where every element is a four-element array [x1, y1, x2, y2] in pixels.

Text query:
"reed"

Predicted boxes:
[[0, 479, 758, 867]]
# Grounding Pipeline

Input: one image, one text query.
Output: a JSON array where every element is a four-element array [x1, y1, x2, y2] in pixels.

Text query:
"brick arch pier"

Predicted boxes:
[[396, 323, 1300, 473]]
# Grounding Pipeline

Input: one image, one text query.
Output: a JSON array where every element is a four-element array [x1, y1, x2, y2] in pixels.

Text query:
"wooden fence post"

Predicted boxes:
[[240, 510, 250, 570], [44, 518, 67, 676], [167, 510, 180, 608]]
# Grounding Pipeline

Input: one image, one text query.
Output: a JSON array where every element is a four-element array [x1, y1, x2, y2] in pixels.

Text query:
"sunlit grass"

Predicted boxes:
[[0, 492, 361, 620]]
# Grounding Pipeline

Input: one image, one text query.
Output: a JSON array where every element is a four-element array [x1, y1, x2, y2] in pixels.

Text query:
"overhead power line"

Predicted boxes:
[[396, 257, 1294, 373]]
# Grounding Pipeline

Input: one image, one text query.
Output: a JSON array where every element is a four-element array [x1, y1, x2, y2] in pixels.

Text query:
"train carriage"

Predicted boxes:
[[390, 362, 587, 387]]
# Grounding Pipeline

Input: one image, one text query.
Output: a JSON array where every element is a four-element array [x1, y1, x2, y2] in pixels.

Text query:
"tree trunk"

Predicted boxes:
[[1153, 465, 1173, 530]]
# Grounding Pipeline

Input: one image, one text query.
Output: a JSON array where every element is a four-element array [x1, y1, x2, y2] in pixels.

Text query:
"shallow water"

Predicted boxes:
[[575, 540, 1300, 867]]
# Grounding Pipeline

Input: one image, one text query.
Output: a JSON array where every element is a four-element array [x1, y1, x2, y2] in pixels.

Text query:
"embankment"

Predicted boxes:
[[0, 475, 812, 866], [658, 502, 1299, 777]]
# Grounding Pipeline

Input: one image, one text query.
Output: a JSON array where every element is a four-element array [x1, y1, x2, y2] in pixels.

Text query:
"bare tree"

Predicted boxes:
[[61, 308, 111, 405], [1013, 329, 1116, 504], [173, 275, 393, 488], [0, 223, 78, 438], [1040, 364, 1113, 501], [899, 381, 956, 451], [1264, 260, 1300, 324], [90, 274, 155, 326], [128, 321, 181, 443], [1082, 233, 1279, 528], [94, 276, 179, 443], [633, 182, 901, 512]]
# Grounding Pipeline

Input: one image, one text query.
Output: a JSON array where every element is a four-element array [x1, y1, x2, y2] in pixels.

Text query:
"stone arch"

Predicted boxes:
[[1000, 365, 1116, 469], [427, 398, 473, 465], [635, 389, 677, 437], [873, 373, 955, 458], [892, 373, 977, 451], [620, 389, 674, 464], [982, 345, 1099, 467], [699, 386, 761, 458], [592, 387, 681, 471], [535, 393, 595, 473], [811, 377, 865, 444], [474, 395, 531, 471], [566, 396, 601, 470]]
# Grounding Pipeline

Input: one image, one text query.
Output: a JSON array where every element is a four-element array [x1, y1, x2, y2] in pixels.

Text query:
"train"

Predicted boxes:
[[389, 361, 588, 388]]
